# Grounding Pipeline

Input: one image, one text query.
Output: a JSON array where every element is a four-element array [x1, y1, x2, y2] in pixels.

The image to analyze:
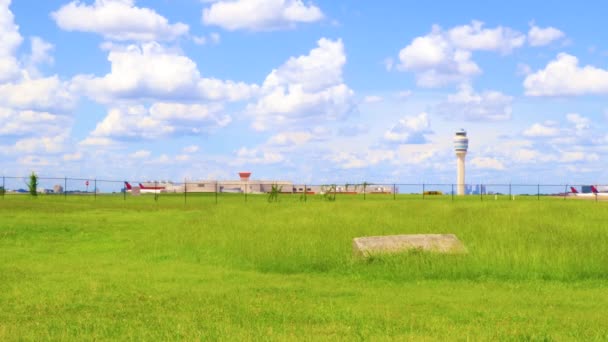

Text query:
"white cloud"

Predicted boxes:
[[560, 151, 598, 163], [528, 25, 565, 47], [0, 108, 69, 137], [88, 102, 231, 140], [247, 38, 355, 130], [524, 53, 608, 96], [129, 150, 151, 158], [182, 145, 200, 153], [192, 32, 221, 45], [470, 156, 505, 170], [435, 84, 513, 121], [79, 136, 116, 147], [175, 154, 190, 162], [384, 112, 431, 144], [73, 42, 258, 103], [234, 147, 284, 165], [447, 20, 525, 53], [25, 37, 54, 76], [523, 122, 560, 137], [396, 21, 525, 87], [202, 0, 323, 31], [63, 151, 82, 161], [329, 149, 394, 169], [52, 0, 189, 42], [566, 113, 590, 131], [0, 0, 22, 82], [0, 134, 67, 155], [397, 26, 480, 87], [17, 155, 52, 167], [363, 95, 383, 103], [267, 131, 313, 146], [0, 74, 75, 112]]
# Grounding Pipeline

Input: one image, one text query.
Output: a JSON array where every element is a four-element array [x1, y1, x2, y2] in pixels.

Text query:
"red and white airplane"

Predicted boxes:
[[124, 182, 166, 194], [569, 185, 608, 197]]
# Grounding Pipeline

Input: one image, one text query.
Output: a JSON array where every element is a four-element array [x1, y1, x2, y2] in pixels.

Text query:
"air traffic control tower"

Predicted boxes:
[[453, 129, 469, 196]]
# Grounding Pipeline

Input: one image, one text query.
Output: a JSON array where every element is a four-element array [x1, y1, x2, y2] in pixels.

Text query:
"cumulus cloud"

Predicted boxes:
[[435, 84, 513, 121], [524, 53, 608, 96], [129, 150, 151, 158], [528, 25, 565, 46], [267, 131, 313, 146], [384, 112, 432, 144], [247, 38, 356, 130], [566, 113, 590, 131], [87, 102, 231, 140], [328, 149, 394, 169], [522, 121, 560, 137], [0, 108, 70, 137], [0, 0, 23, 82], [73, 42, 258, 103], [234, 147, 285, 165], [0, 74, 75, 112], [396, 21, 525, 87], [447, 20, 525, 53], [470, 156, 505, 170], [182, 145, 200, 153], [202, 0, 323, 31], [52, 0, 189, 42]]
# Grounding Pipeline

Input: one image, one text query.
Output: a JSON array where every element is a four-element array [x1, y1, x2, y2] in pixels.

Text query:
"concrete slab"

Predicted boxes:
[[352, 234, 466, 257]]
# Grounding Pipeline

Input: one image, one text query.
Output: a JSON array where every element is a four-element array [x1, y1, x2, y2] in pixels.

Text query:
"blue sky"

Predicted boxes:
[[1, 0, 608, 185]]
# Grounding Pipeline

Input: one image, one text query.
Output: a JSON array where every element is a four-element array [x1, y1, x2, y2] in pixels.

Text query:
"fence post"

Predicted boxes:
[[563, 185, 568, 200], [422, 183, 425, 199], [480, 184, 483, 201], [184, 178, 187, 205], [509, 183, 512, 200], [393, 184, 396, 200], [215, 181, 218, 204], [94, 179, 97, 200], [304, 184, 307, 202], [123, 181, 126, 201], [451, 184, 454, 201], [154, 181, 158, 202], [64, 177, 67, 199], [537, 184, 540, 200]]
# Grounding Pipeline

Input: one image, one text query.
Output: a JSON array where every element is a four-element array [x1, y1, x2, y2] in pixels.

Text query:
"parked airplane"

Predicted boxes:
[[124, 182, 166, 194], [569, 186, 608, 197], [138, 183, 166, 194]]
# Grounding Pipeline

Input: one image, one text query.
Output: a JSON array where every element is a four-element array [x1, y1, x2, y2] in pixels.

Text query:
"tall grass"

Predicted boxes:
[[1, 194, 608, 340]]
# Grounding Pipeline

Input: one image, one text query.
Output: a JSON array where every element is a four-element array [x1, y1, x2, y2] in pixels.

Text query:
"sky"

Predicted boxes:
[[1, 0, 608, 185]]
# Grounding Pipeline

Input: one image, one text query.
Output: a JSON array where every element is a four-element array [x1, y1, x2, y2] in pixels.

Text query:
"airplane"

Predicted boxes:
[[124, 182, 166, 194], [569, 186, 608, 198], [138, 183, 166, 194]]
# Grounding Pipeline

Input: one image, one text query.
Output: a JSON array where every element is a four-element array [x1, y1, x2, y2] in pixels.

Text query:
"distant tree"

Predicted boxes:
[[27, 172, 38, 196], [268, 184, 282, 203], [323, 184, 337, 201]]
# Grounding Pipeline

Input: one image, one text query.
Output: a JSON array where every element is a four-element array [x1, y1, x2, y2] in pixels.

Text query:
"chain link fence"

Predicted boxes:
[[0, 176, 605, 203]]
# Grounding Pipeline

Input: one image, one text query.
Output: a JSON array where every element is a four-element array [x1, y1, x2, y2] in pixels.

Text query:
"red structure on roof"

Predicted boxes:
[[239, 172, 251, 181]]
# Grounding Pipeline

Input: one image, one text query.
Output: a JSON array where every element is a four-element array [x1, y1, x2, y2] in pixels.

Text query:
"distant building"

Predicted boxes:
[[53, 185, 64, 193]]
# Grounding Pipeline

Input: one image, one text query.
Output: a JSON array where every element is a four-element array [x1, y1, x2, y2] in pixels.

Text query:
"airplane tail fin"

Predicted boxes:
[[591, 185, 599, 194], [139, 183, 146, 189], [570, 187, 578, 193], [124, 182, 132, 190]]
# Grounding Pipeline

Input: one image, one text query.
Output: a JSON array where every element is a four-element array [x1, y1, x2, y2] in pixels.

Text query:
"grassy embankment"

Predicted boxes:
[[1, 194, 607, 340]]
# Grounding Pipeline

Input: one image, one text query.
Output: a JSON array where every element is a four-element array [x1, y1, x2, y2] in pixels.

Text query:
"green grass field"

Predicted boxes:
[[1, 194, 607, 340]]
